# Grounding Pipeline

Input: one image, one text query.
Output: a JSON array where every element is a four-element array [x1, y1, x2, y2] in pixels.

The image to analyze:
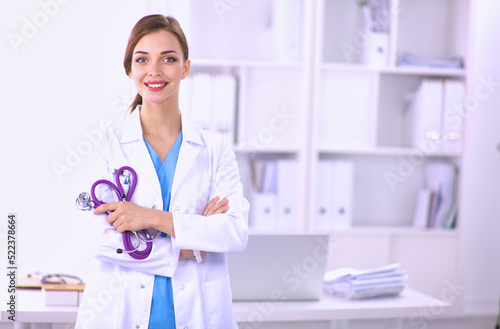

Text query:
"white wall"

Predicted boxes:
[[461, 0, 500, 310], [0, 0, 154, 280]]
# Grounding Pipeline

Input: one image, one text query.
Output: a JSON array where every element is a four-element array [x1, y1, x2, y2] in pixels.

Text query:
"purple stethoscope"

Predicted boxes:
[[75, 166, 159, 260]]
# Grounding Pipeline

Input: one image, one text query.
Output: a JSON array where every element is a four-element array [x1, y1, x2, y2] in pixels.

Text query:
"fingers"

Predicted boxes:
[[93, 202, 146, 234], [93, 202, 120, 215], [203, 197, 229, 216], [202, 196, 219, 216], [179, 249, 207, 260]]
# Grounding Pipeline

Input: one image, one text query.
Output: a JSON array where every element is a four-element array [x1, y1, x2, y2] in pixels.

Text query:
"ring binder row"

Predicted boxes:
[[179, 72, 238, 144], [316, 160, 354, 231], [403, 79, 466, 152], [249, 159, 299, 231]]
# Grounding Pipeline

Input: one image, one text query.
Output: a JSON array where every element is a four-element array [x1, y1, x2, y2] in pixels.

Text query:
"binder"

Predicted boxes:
[[250, 160, 277, 229], [251, 192, 276, 229], [190, 73, 213, 130], [276, 159, 298, 230], [441, 80, 465, 152], [361, 32, 389, 67], [404, 80, 444, 148], [213, 73, 237, 143], [179, 74, 192, 117], [316, 160, 354, 230], [271, 0, 301, 61], [316, 161, 333, 230]]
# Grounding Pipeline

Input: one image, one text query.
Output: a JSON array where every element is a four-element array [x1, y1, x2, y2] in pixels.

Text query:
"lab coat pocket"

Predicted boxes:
[[202, 275, 237, 328]]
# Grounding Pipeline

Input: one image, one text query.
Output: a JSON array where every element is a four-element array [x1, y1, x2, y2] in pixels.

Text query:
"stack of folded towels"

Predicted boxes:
[[324, 263, 407, 299]]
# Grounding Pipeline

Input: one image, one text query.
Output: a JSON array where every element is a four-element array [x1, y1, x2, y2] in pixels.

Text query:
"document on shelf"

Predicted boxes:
[[397, 51, 464, 69], [424, 161, 458, 229], [412, 189, 434, 228]]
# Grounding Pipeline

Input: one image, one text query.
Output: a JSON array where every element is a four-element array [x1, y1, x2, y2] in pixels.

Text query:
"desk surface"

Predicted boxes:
[[2, 288, 450, 323]]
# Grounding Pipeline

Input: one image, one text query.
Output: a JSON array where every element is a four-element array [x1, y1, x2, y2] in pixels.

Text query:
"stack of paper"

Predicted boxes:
[[324, 263, 407, 299], [397, 51, 464, 69]]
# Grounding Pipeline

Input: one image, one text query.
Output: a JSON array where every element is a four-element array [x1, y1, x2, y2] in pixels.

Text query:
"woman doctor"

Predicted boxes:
[[75, 14, 249, 329]]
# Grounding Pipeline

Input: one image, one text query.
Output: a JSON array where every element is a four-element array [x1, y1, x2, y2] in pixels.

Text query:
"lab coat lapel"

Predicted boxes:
[[120, 108, 162, 201], [171, 117, 204, 196]]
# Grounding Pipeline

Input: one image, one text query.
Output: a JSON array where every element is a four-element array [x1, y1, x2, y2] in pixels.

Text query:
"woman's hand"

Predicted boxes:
[[202, 196, 229, 216], [179, 196, 229, 260], [94, 201, 159, 234]]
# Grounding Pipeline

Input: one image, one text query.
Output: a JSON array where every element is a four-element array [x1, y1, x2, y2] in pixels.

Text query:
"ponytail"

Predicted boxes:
[[130, 93, 142, 113]]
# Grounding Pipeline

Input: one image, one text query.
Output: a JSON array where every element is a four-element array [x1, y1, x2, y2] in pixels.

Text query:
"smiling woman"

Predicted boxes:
[[74, 14, 249, 329], [123, 15, 189, 114]]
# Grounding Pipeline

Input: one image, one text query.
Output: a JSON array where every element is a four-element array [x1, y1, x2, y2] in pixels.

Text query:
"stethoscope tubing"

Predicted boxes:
[[90, 166, 155, 260]]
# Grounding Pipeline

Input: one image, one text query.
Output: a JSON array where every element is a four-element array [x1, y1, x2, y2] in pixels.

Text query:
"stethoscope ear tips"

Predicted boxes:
[[116, 249, 123, 254]]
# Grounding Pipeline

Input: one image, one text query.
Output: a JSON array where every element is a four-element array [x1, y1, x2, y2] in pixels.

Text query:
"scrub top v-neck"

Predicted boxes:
[[143, 130, 183, 329]]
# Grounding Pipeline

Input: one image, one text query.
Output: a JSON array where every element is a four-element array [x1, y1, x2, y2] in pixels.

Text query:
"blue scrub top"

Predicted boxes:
[[144, 130, 183, 329]]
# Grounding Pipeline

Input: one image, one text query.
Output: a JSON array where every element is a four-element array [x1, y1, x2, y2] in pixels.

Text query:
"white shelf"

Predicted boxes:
[[317, 146, 462, 157], [320, 62, 466, 77], [314, 226, 459, 237], [190, 58, 303, 69], [380, 66, 466, 77], [234, 146, 301, 155]]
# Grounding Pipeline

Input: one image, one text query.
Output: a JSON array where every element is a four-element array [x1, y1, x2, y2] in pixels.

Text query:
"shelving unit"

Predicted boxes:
[[308, 0, 470, 310], [168, 0, 471, 315]]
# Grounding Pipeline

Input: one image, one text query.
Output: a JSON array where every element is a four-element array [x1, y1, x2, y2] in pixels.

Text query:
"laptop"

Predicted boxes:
[[227, 234, 329, 301]]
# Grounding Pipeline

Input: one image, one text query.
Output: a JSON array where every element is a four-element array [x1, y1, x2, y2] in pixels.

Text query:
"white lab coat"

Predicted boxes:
[[75, 107, 249, 329]]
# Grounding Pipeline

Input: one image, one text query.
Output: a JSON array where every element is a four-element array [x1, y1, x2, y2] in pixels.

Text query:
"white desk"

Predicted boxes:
[[1, 288, 450, 326]]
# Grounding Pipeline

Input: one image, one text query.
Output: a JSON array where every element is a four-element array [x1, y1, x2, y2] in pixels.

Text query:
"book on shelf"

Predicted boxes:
[[413, 161, 458, 229]]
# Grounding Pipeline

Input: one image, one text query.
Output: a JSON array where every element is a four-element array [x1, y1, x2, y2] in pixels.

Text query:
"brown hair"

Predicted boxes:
[[123, 15, 189, 112]]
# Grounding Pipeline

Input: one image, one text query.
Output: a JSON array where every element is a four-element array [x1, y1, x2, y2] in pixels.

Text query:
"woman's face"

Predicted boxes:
[[130, 30, 189, 108]]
